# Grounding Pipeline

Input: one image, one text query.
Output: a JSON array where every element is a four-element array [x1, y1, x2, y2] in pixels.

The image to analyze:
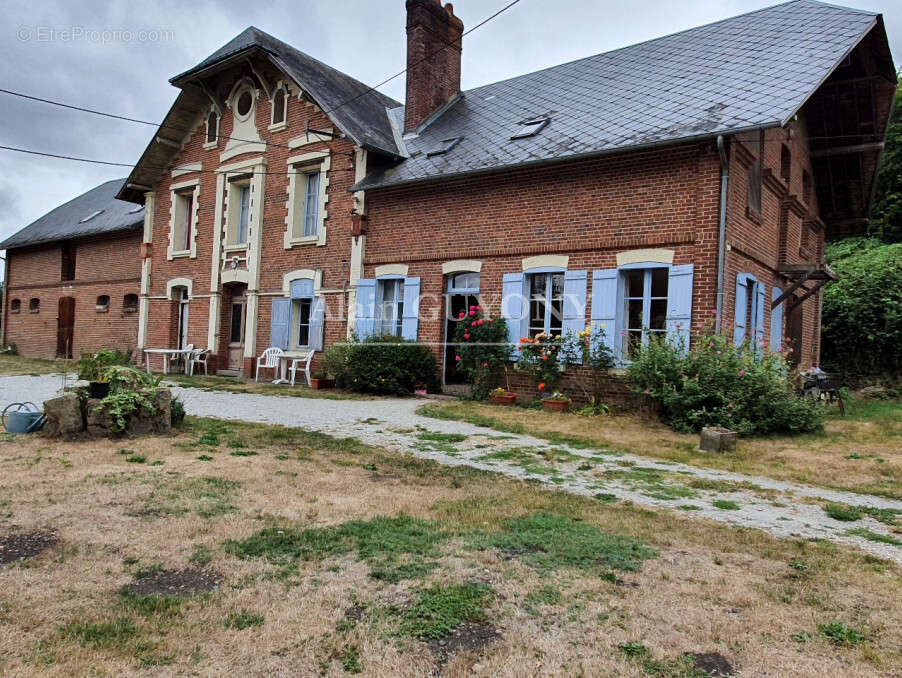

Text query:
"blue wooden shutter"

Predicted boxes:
[[755, 281, 766, 355], [309, 296, 325, 351], [501, 272, 526, 360], [770, 286, 783, 353], [666, 264, 694, 354], [270, 298, 290, 350], [401, 277, 421, 341], [561, 270, 588, 363], [590, 269, 619, 362], [290, 278, 313, 299], [355, 279, 376, 339], [733, 274, 748, 346]]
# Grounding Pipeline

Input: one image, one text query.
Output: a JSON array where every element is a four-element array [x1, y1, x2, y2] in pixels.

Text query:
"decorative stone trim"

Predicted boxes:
[[166, 277, 194, 299], [442, 259, 482, 274], [374, 263, 409, 278], [282, 268, 323, 295], [221, 268, 251, 285], [616, 248, 674, 267], [284, 150, 330, 248], [522, 254, 568, 271]]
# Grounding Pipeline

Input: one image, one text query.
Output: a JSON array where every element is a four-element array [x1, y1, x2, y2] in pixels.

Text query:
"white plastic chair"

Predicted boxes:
[[256, 347, 284, 382], [288, 350, 315, 387], [174, 343, 193, 374], [188, 348, 209, 376]]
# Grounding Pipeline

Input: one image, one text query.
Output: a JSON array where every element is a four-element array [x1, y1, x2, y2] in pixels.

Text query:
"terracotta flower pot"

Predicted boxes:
[[490, 392, 517, 406], [311, 378, 334, 390], [542, 398, 570, 412]]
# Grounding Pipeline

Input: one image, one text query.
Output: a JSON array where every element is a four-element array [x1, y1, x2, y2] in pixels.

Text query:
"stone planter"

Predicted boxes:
[[311, 378, 335, 390], [700, 426, 738, 453], [490, 392, 517, 406], [542, 399, 571, 413]]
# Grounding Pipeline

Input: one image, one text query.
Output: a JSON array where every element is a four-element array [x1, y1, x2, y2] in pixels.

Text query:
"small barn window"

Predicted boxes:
[[29, 298, 40, 313], [123, 294, 139, 313], [10, 299, 20, 314], [780, 144, 791, 182], [205, 110, 219, 145], [96, 295, 110, 312], [61, 242, 76, 281], [271, 86, 287, 126]]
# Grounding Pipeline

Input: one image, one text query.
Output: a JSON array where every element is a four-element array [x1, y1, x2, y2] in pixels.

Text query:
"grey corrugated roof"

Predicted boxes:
[[354, 0, 881, 191], [0, 179, 143, 250], [171, 27, 402, 157]]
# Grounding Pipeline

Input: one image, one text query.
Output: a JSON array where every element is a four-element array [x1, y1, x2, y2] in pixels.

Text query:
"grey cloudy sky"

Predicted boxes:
[[0, 0, 899, 255]]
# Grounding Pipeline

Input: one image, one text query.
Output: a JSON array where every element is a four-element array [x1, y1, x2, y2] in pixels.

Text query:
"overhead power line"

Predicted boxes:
[[0, 0, 522, 154]]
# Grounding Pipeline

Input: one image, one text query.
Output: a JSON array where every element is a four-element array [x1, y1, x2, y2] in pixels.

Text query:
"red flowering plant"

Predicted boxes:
[[452, 305, 510, 399], [516, 332, 566, 398]]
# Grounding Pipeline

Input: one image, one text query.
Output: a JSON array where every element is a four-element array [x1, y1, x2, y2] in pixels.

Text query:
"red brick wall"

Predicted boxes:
[[724, 122, 825, 368], [144, 59, 361, 375], [362, 141, 723, 400], [3, 231, 141, 359]]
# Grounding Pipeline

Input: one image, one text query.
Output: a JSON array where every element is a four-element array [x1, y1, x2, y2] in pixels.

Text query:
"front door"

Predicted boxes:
[[443, 272, 480, 384], [57, 297, 75, 358], [228, 294, 246, 371]]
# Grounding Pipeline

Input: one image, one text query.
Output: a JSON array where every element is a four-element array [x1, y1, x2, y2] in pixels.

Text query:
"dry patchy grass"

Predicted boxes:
[[0, 417, 900, 676], [0, 353, 68, 376], [419, 399, 902, 498]]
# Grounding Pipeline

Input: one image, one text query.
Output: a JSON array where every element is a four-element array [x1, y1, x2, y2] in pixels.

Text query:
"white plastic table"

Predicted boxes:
[[143, 348, 191, 375]]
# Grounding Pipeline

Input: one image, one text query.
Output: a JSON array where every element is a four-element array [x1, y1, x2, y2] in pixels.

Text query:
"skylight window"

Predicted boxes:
[[79, 210, 105, 223], [426, 137, 461, 157], [511, 116, 550, 140]]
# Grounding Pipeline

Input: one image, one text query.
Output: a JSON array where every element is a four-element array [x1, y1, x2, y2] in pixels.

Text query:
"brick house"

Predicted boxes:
[[117, 0, 894, 390], [0, 179, 143, 359]]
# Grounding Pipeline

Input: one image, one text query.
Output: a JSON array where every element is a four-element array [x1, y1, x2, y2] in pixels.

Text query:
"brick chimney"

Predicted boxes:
[[404, 0, 464, 134]]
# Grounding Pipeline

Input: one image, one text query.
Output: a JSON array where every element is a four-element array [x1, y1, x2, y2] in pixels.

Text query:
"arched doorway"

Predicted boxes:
[[57, 297, 75, 358]]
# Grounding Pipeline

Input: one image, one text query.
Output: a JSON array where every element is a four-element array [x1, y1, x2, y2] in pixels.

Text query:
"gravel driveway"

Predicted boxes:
[[4, 373, 902, 564]]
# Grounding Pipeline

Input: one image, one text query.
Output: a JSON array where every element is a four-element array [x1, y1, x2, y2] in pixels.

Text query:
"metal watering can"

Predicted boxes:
[[2, 402, 46, 434]]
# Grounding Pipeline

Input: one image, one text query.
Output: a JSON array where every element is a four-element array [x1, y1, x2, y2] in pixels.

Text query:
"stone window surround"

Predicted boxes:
[[203, 107, 220, 150], [284, 150, 330, 248], [167, 178, 200, 260], [268, 80, 290, 132], [224, 176, 253, 251]]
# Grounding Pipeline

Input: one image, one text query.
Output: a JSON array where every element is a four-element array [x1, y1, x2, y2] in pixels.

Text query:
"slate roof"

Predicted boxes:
[[171, 27, 402, 157], [354, 0, 882, 191], [0, 179, 143, 251]]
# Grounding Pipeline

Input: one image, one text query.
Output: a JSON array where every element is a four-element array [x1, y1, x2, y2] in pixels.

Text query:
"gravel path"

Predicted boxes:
[[4, 373, 902, 564]]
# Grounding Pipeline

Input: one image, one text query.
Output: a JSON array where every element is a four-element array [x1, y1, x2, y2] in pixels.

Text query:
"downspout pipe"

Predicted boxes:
[[715, 135, 729, 334]]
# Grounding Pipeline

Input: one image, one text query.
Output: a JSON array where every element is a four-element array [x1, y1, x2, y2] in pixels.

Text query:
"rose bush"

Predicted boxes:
[[517, 332, 565, 395], [452, 305, 509, 399]]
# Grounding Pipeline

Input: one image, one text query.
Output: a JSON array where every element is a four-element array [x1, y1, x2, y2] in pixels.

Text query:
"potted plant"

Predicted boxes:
[[310, 371, 335, 390], [541, 392, 571, 412], [489, 386, 517, 405], [414, 381, 428, 396]]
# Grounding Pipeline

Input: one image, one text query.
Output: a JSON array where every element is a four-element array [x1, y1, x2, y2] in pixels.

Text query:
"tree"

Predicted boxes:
[[870, 79, 902, 243]]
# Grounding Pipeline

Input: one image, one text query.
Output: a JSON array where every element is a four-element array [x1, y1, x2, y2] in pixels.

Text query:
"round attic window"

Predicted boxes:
[[235, 90, 254, 118]]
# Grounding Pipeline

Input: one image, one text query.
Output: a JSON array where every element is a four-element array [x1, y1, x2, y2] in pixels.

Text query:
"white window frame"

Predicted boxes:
[[284, 150, 329, 248], [375, 277, 405, 338], [292, 296, 314, 349], [225, 177, 252, 249], [619, 265, 669, 359], [269, 81, 289, 132], [526, 271, 565, 338], [203, 108, 220, 149], [167, 179, 199, 260]]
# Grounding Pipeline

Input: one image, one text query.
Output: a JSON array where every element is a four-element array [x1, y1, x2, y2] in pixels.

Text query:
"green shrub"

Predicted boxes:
[[75, 349, 132, 382], [344, 335, 438, 395], [823, 238, 902, 381], [626, 325, 823, 436], [561, 325, 616, 407], [170, 396, 185, 428], [451, 306, 510, 399], [320, 342, 351, 388]]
